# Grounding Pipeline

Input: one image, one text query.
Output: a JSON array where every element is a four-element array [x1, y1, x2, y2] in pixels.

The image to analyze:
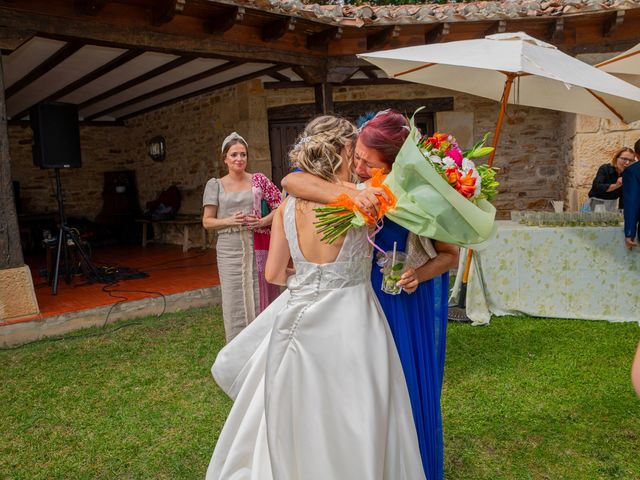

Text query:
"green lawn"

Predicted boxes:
[[1, 307, 639, 479]]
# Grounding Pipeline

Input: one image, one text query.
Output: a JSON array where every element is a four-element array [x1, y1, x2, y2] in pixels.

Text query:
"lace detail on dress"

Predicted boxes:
[[284, 197, 372, 291]]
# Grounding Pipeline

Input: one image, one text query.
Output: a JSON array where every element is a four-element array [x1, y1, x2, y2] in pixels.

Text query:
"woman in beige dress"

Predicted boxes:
[[202, 132, 282, 342]]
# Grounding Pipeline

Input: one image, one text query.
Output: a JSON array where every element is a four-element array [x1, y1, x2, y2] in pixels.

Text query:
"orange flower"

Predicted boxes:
[[427, 132, 449, 149], [458, 170, 477, 199], [445, 166, 461, 186], [326, 168, 397, 226], [369, 168, 397, 219]]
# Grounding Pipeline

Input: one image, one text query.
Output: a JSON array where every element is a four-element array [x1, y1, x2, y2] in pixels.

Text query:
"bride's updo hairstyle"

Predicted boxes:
[[289, 115, 357, 183], [359, 110, 409, 166]]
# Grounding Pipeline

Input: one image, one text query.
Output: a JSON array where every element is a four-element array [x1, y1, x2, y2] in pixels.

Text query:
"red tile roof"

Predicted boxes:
[[214, 0, 640, 26]]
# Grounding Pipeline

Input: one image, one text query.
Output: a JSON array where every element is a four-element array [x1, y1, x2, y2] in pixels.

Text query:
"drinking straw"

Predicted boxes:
[[392, 241, 397, 267]]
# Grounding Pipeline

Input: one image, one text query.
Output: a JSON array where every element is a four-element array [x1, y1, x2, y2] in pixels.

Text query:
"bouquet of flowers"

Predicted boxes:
[[315, 112, 498, 247], [418, 132, 499, 203]]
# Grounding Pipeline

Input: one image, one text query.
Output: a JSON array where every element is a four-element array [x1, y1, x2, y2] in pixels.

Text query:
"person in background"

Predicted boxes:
[[588, 147, 635, 211], [632, 342, 640, 397], [202, 132, 282, 342], [623, 140, 640, 250]]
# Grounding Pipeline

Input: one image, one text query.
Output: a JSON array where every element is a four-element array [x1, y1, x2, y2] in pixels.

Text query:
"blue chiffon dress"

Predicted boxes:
[[370, 219, 449, 480]]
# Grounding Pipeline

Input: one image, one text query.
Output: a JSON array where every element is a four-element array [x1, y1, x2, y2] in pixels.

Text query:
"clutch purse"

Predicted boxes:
[[406, 233, 437, 268], [260, 199, 270, 217]]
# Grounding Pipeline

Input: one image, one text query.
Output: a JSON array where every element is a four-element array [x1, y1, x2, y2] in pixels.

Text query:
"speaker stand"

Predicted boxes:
[[51, 169, 103, 295]]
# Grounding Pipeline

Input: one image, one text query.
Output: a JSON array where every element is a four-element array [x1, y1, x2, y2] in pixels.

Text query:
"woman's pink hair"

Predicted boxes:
[[359, 110, 409, 166]]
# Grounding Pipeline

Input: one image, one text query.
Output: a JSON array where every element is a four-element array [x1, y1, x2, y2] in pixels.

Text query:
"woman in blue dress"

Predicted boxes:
[[282, 110, 458, 480]]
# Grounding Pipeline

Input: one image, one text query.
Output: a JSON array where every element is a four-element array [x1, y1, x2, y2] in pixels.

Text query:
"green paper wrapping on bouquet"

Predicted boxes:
[[383, 123, 496, 248]]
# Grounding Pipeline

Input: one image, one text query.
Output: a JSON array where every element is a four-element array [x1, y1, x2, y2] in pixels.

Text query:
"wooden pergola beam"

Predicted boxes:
[[2, 3, 639, 65], [117, 65, 284, 121], [267, 71, 291, 82], [327, 66, 359, 84], [367, 26, 401, 51], [0, 6, 323, 67], [549, 18, 565, 43], [425, 23, 450, 44], [74, 0, 109, 16], [262, 17, 296, 43], [85, 60, 243, 120], [485, 20, 507, 36], [603, 10, 625, 37], [0, 27, 34, 52], [12, 49, 144, 121], [292, 65, 327, 85], [306, 27, 343, 51], [152, 0, 186, 26], [263, 78, 408, 90], [204, 7, 244, 35], [5, 41, 84, 99], [77, 56, 192, 110], [360, 67, 378, 80]]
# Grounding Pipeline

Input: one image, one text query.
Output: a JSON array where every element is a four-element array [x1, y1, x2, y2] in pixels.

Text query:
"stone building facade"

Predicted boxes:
[[8, 78, 638, 248]]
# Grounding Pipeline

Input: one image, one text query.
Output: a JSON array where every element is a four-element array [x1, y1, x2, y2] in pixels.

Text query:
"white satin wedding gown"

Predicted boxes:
[[206, 197, 425, 480]]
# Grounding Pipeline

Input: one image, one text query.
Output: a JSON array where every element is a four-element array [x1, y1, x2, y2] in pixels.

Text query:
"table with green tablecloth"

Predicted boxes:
[[456, 221, 640, 325]]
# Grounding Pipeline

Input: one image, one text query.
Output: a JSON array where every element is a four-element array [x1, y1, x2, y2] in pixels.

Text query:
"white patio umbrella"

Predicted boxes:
[[359, 32, 640, 166], [596, 43, 640, 87], [359, 31, 640, 315]]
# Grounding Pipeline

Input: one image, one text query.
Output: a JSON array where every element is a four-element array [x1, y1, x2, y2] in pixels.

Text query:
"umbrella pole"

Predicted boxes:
[[488, 74, 515, 167], [450, 75, 514, 322]]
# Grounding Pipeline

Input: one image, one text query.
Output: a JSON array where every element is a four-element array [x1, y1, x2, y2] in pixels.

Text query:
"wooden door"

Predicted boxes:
[[267, 99, 444, 188], [268, 120, 306, 189]]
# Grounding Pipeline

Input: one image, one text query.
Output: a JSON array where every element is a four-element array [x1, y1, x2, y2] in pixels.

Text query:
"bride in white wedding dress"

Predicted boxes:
[[206, 115, 425, 480]]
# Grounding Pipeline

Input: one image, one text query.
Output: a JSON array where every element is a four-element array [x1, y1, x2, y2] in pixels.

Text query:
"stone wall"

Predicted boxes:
[[8, 78, 569, 246], [9, 124, 129, 219], [0, 265, 39, 321]]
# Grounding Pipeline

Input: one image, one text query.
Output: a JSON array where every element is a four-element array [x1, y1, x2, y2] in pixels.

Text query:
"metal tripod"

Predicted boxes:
[[50, 168, 102, 295]]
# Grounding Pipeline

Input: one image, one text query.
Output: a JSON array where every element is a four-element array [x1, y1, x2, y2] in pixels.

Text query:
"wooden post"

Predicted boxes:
[[314, 82, 333, 114], [0, 59, 23, 269]]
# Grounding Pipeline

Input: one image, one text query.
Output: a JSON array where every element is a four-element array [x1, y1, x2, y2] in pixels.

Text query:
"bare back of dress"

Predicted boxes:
[[283, 196, 371, 291]]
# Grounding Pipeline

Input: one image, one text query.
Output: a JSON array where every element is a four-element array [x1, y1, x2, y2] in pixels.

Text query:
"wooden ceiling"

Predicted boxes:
[[1, 0, 640, 124]]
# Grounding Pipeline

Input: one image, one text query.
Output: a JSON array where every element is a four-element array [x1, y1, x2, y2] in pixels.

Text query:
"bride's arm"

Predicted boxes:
[[265, 201, 293, 286]]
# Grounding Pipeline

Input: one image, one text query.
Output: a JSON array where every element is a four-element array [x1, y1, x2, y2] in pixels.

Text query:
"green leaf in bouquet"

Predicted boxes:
[[476, 164, 500, 201], [466, 146, 494, 159], [463, 132, 491, 157]]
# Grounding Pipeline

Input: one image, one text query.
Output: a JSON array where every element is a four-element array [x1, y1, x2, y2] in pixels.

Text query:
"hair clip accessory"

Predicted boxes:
[[221, 132, 248, 153], [294, 135, 312, 150]]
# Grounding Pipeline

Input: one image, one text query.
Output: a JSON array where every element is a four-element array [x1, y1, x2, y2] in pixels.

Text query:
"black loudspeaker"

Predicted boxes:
[[30, 102, 82, 169]]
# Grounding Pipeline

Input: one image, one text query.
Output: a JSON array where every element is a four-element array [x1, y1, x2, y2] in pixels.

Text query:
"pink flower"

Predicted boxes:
[[447, 147, 463, 167]]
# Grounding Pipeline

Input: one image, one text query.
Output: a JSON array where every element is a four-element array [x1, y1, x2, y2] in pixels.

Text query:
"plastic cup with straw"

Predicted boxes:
[[381, 241, 408, 295]]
